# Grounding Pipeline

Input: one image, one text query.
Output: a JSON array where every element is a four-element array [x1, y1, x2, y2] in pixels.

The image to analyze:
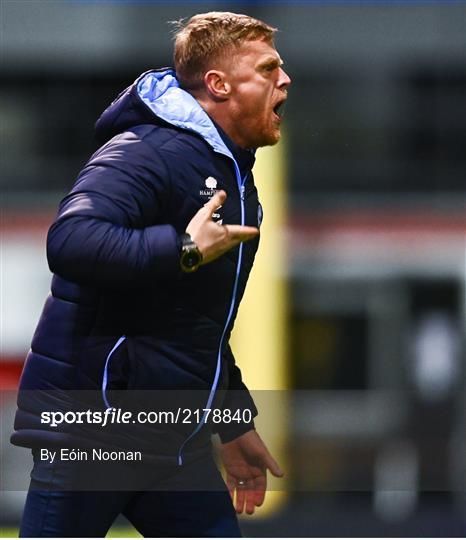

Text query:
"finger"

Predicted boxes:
[[224, 225, 259, 241], [235, 484, 246, 514], [204, 190, 227, 212], [264, 453, 284, 478], [245, 481, 256, 515], [253, 475, 267, 507]]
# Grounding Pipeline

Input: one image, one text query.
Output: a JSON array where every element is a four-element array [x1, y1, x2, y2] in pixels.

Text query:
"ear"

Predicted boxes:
[[203, 70, 231, 101]]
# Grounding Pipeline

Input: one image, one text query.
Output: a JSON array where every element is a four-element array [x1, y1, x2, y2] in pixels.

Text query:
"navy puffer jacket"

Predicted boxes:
[[11, 69, 261, 466]]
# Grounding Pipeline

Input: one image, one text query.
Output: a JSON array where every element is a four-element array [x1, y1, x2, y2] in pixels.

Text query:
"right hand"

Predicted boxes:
[[220, 429, 284, 515], [186, 190, 259, 265]]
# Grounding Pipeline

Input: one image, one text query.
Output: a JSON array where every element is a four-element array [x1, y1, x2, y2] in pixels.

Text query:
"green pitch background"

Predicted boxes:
[[0, 526, 142, 537]]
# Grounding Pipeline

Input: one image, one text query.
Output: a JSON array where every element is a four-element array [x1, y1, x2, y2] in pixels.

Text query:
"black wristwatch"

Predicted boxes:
[[179, 233, 203, 273]]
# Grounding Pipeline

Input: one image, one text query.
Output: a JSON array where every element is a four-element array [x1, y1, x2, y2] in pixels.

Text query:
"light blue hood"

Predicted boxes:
[[137, 69, 233, 159]]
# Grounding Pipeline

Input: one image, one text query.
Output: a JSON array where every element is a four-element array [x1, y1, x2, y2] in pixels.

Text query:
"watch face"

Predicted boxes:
[[185, 253, 199, 267], [181, 246, 201, 271]]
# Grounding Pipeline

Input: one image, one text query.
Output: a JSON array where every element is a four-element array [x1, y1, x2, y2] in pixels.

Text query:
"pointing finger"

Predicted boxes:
[[225, 225, 259, 242]]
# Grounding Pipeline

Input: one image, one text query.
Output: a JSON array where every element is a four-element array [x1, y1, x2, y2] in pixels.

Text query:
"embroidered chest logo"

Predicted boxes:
[[199, 176, 219, 197], [200, 176, 223, 224]]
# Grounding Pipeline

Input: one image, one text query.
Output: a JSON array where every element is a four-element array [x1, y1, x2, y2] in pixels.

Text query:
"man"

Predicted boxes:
[[12, 11, 291, 537]]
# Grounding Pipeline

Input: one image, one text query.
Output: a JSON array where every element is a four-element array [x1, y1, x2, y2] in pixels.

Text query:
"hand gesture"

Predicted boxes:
[[186, 190, 259, 265]]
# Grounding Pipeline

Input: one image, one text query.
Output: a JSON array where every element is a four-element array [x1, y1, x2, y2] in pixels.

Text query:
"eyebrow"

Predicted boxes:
[[257, 56, 283, 70]]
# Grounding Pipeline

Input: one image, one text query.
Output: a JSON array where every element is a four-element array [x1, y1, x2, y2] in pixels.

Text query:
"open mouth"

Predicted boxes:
[[273, 99, 287, 119]]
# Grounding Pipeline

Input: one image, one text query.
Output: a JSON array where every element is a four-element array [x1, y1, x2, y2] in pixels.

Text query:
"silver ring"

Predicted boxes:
[[237, 479, 246, 487]]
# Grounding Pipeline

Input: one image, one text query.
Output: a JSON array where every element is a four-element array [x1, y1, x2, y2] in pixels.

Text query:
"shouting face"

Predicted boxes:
[[211, 38, 291, 149]]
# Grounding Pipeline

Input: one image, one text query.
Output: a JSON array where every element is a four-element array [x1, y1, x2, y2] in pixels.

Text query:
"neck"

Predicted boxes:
[[194, 94, 247, 149]]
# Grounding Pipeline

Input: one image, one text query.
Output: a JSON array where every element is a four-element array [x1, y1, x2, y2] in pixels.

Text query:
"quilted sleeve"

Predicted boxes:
[[47, 132, 181, 286]]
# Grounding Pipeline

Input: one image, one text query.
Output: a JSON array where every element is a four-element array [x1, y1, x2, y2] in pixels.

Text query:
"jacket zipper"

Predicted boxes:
[[99, 157, 248, 465], [102, 335, 126, 409], [177, 161, 248, 465]]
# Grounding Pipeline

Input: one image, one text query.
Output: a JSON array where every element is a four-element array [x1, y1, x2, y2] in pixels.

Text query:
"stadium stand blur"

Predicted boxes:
[[1, 2, 465, 537]]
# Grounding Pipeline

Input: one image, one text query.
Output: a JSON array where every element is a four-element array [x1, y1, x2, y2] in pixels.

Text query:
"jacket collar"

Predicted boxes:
[[210, 120, 256, 177]]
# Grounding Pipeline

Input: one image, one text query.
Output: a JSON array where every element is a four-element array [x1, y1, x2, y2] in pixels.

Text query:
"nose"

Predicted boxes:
[[278, 67, 291, 89]]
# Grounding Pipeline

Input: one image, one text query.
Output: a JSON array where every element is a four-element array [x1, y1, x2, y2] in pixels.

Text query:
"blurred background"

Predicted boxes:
[[1, 0, 465, 537]]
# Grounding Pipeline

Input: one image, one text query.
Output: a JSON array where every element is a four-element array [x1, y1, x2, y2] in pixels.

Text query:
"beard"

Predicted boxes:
[[240, 117, 281, 149], [256, 127, 281, 148]]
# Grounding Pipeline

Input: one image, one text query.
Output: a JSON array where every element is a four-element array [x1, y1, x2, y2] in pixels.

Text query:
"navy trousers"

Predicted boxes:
[[19, 450, 241, 537]]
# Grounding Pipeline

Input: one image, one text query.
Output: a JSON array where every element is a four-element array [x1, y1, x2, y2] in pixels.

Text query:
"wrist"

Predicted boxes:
[[218, 422, 256, 444]]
